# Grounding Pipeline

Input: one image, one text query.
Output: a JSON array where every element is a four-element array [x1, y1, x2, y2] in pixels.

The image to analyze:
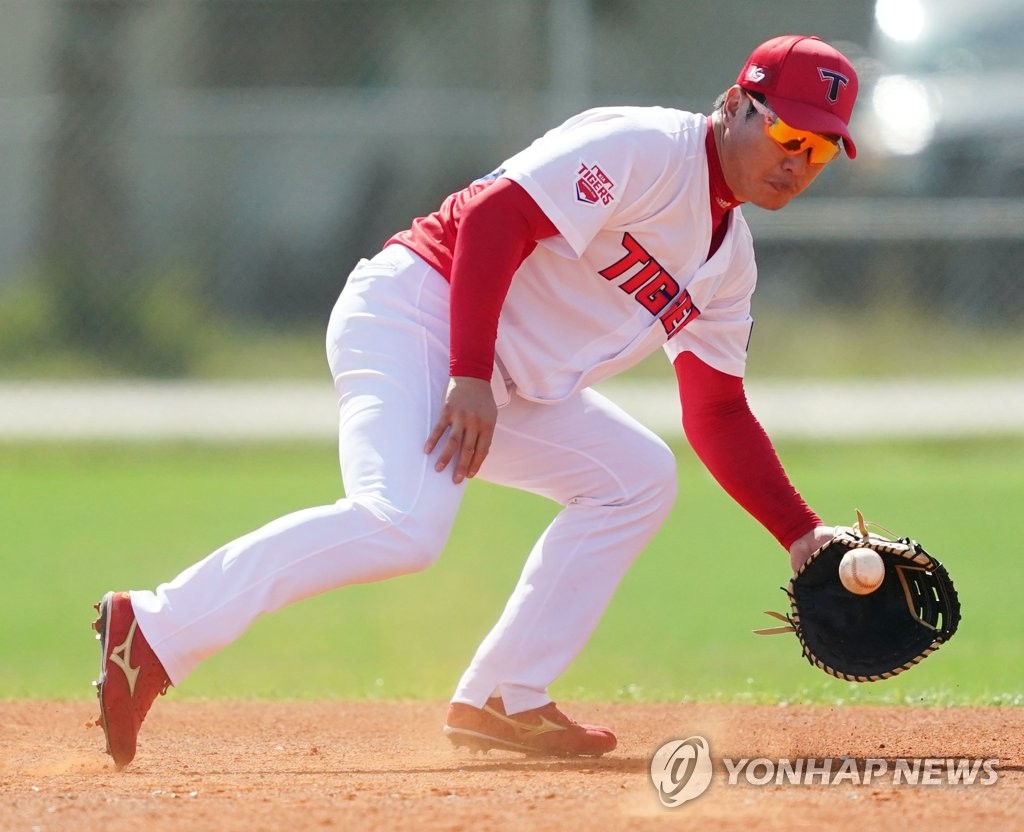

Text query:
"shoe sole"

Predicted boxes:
[[91, 591, 115, 759], [443, 725, 609, 757]]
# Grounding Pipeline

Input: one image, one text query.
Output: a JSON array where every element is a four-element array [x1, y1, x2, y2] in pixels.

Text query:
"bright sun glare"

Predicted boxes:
[[875, 0, 926, 43]]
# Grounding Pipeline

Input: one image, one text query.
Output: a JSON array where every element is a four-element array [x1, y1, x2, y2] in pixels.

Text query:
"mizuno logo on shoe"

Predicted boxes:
[[109, 619, 141, 697], [482, 705, 567, 738]]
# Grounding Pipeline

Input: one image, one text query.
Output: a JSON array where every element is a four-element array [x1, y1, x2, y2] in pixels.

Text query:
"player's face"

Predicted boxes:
[[718, 88, 831, 211]]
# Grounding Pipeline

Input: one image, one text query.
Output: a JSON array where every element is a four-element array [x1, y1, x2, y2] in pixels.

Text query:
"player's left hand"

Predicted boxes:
[[424, 376, 497, 485], [788, 525, 835, 574]]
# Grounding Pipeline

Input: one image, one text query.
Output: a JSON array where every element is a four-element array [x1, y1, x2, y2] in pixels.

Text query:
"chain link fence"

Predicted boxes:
[[0, 0, 1021, 378]]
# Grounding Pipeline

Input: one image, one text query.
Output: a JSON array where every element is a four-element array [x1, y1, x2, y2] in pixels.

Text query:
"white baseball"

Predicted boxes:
[[838, 548, 886, 595]]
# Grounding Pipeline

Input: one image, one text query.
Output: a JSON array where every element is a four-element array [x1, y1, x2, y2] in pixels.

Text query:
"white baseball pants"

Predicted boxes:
[[131, 245, 677, 714]]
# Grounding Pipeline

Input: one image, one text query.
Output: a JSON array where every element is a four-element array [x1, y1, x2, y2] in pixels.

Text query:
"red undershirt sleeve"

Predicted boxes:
[[448, 179, 558, 380], [674, 350, 821, 550]]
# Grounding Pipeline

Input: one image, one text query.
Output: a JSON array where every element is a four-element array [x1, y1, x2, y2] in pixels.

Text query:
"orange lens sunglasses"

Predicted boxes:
[[746, 92, 840, 165]]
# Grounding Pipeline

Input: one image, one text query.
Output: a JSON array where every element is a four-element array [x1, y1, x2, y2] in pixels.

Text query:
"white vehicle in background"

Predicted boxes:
[[862, 0, 1024, 197], [747, 0, 1024, 327]]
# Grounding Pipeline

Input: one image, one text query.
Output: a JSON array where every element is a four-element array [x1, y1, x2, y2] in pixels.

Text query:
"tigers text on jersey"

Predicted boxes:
[[494, 106, 756, 402]]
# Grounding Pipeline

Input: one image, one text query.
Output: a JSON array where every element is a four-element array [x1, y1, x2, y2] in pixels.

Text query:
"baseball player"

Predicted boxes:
[[92, 34, 859, 767]]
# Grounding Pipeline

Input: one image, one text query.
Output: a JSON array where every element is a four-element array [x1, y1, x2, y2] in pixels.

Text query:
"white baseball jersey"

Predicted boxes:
[[493, 106, 757, 402]]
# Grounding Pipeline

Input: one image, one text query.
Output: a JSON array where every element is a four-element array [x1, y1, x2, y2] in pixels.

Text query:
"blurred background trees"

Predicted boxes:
[[1, 0, 1020, 377]]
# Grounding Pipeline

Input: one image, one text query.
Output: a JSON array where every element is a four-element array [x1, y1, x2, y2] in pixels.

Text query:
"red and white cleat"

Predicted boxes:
[[444, 696, 616, 757], [92, 591, 171, 769]]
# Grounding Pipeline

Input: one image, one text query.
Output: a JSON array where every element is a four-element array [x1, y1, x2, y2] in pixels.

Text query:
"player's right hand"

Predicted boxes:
[[424, 376, 497, 485]]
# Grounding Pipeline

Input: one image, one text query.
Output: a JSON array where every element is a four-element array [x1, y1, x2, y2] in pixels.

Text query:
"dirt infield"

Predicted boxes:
[[2, 700, 1021, 831]]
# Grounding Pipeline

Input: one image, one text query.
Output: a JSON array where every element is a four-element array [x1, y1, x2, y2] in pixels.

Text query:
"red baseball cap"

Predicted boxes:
[[737, 35, 859, 159]]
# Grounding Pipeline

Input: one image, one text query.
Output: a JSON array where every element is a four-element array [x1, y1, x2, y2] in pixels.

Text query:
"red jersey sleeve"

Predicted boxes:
[[446, 179, 557, 379], [674, 350, 821, 550]]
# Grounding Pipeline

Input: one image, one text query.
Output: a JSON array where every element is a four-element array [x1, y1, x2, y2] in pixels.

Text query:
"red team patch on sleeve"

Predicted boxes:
[[576, 162, 615, 205]]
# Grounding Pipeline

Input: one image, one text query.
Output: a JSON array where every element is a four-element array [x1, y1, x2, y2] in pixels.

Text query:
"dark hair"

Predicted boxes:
[[712, 87, 765, 118]]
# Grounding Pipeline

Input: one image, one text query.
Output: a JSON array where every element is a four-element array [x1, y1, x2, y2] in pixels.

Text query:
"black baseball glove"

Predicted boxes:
[[755, 514, 961, 682]]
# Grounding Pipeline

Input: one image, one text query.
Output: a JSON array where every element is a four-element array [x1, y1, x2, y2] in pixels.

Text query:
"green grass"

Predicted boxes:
[[4, 297, 1024, 382], [2, 439, 1021, 705], [614, 308, 1024, 382]]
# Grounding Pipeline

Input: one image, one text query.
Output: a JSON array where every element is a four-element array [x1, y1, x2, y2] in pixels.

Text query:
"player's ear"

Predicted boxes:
[[721, 85, 746, 126]]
